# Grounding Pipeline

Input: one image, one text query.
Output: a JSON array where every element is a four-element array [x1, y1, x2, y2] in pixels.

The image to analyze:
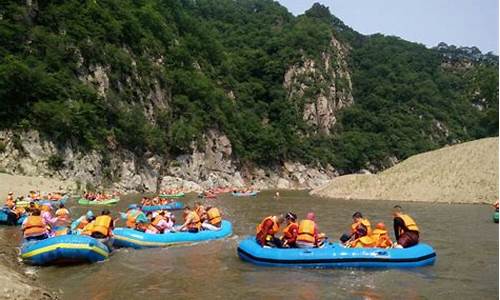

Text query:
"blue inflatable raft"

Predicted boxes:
[[232, 192, 258, 197], [141, 201, 185, 212], [113, 220, 233, 249], [20, 235, 110, 265], [237, 237, 436, 269], [0, 208, 26, 225], [37, 194, 70, 208]]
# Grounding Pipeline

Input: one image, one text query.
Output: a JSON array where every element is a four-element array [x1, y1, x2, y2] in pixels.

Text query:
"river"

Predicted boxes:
[[1, 190, 498, 299]]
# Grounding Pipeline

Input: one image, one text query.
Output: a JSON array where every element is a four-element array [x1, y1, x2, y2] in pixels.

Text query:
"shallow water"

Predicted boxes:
[[2, 191, 498, 299]]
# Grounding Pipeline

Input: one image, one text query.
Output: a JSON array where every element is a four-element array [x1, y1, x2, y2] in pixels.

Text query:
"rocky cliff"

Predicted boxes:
[[0, 128, 337, 192], [284, 35, 353, 134], [0, 1, 497, 192]]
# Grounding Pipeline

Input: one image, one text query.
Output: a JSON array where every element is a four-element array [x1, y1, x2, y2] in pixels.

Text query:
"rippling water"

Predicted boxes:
[[2, 191, 498, 299]]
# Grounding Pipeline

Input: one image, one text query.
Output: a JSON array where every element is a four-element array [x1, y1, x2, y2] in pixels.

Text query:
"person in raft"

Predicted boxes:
[[340, 212, 372, 247], [146, 210, 174, 234], [40, 203, 59, 233], [194, 202, 208, 223], [201, 205, 222, 231], [88, 209, 114, 239], [256, 214, 284, 247], [71, 211, 95, 233], [371, 222, 393, 248], [121, 204, 148, 230], [280, 212, 298, 248], [54, 203, 71, 227], [22, 208, 49, 241], [296, 212, 325, 248], [392, 205, 419, 248], [178, 206, 202, 233], [493, 200, 499, 212], [5, 191, 15, 209]]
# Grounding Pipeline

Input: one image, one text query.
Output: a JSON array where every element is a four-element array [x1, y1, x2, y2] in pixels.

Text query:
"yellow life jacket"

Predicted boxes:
[[91, 215, 112, 237], [256, 216, 279, 235], [81, 221, 94, 235], [297, 220, 316, 244], [206, 207, 221, 225], [186, 211, 201, 230], [399, 214, 419, 233], [352, 235, 376, 248]]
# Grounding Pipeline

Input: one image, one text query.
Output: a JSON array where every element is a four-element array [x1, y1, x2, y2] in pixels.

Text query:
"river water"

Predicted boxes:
[[1, 191, 498, 299]]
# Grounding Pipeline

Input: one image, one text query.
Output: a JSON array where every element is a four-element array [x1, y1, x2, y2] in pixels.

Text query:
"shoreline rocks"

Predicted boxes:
[[0, 129, 337, 193]]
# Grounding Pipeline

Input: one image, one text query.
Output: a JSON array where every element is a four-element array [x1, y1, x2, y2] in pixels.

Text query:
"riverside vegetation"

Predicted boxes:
[[0, 0, 497, 188]]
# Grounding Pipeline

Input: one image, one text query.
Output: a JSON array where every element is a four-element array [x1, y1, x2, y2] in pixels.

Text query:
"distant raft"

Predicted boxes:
[[237, 237, 436, 269], [16, 194, 70, 208], [159, 192, 185, 198], [78, 198, 120, 206], [20, 235, 110, 266], [112, 220, 233, 249], [494, 211, 499, 223], [0, 208, 26, 225], [141, 201, 185, 213], [232, 192, 258, 197]]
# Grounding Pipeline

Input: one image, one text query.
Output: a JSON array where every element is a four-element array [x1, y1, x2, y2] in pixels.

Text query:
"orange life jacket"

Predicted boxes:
[[147, 216, 165, 233], [77, 218, 89, 230], [399, 214, 419, 234], [297, 220, 316, 244], [126, 210, 141, 228], [23, 216, 47, 238], [256, 216, 279, 235], [186, 211, 201, 230], [282, 222, 299, 241], [91, 215, 112, 237], [371, 228, 393, 248], [14, 207, 26, 217], [195, 206, 206, 221], [206, 207, 221, 226]]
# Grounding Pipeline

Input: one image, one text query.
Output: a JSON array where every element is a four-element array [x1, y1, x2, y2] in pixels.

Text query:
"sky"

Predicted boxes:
[[277, 0, 499, 54]]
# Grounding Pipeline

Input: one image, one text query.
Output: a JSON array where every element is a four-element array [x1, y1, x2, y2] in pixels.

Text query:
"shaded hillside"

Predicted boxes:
[[0, 1, 497, 189]]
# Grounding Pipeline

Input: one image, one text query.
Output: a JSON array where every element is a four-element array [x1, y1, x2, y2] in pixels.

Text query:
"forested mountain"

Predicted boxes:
[[0, 0, 497, 190]]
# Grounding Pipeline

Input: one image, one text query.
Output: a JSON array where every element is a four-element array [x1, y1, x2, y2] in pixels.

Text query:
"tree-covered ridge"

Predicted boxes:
[[0, 0, 497, 174]]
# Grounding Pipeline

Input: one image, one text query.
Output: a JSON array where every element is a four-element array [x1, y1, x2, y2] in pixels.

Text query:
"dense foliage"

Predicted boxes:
[[333, 35, 499, 170], [0, 0, 497, 173]]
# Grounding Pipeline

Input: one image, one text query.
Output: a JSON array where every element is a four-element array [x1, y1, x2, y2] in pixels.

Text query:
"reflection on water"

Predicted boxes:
[[0, 190, 497, 299]]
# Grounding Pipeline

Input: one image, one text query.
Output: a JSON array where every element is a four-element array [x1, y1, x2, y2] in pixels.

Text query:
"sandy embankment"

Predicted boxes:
[[0, 173, 68, 299], [311, 137, 499, 204], [0, 173, 76, 199]]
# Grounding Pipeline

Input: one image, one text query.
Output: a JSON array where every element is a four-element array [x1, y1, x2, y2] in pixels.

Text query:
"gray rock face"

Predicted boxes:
[[284, 35, 354, 134], [0, 129, 337, 192]]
